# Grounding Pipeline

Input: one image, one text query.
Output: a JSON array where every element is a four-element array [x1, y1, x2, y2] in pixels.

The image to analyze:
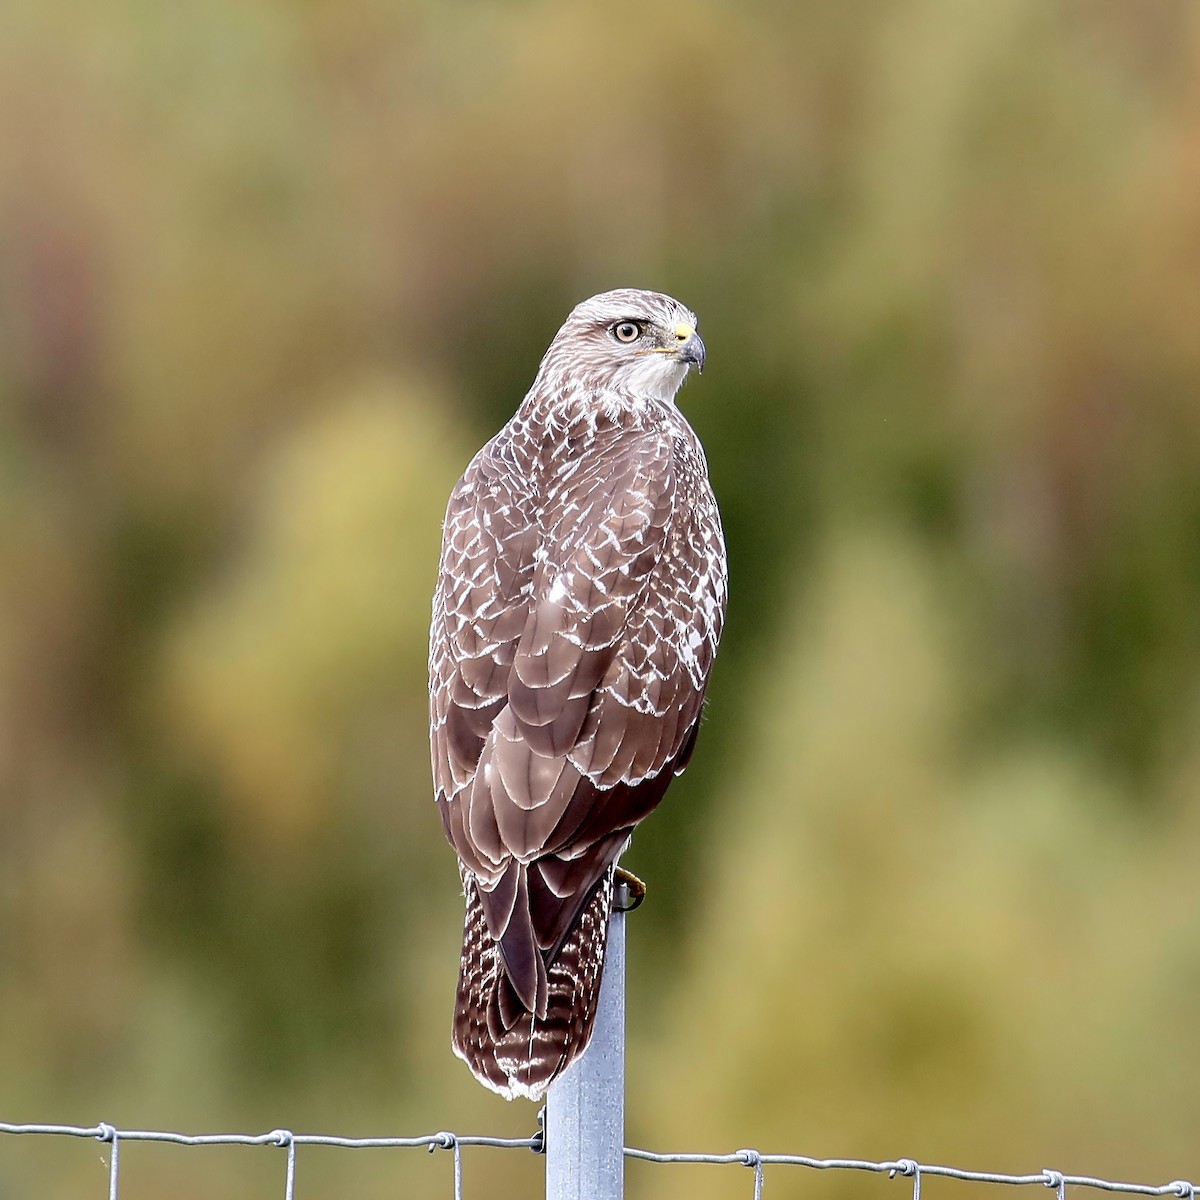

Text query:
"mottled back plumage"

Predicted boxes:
[[429, 288, 727, 1100]]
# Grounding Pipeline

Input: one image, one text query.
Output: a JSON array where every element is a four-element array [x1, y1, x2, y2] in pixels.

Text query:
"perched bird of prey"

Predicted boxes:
[[429, 288, 727, 1100]]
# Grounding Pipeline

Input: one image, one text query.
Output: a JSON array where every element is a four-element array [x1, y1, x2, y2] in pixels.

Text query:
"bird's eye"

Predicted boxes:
[[611, 321, 642, 343]]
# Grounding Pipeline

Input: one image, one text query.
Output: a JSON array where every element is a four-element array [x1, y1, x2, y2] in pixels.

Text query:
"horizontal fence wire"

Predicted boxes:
[[2, 1121, 1197, 1200], [0, 1122, 542, 1200]]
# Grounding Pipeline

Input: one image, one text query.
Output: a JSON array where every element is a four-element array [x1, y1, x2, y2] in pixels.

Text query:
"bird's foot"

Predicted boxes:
[[614, 867, 646, 912]]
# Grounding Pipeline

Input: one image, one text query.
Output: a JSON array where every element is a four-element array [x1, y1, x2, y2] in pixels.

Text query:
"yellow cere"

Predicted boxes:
[[674, 322, 695, 341]]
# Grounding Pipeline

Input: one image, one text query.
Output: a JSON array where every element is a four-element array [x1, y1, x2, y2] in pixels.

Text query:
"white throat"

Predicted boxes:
[[623, 356, 691, 405]]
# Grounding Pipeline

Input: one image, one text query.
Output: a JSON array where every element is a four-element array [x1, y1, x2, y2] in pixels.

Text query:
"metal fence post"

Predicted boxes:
[[545, 887, 628, 1200]]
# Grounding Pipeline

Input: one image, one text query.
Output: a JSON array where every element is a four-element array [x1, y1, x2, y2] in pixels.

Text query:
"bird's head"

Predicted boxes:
[[535, 288, 705, 405]]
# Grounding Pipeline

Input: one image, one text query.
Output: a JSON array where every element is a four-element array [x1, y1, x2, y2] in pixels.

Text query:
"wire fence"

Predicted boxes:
[[2, 1120, 1196, 1200]]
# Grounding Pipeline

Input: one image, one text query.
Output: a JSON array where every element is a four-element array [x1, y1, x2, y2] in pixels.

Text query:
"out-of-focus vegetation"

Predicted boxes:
[[2, 0, 1199, 1195]]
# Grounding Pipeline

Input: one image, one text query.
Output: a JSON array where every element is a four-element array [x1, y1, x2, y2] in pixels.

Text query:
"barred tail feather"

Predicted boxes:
[[452, 869, 615, 1101]]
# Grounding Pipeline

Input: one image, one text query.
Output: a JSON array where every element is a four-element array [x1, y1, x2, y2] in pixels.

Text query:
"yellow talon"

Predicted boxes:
[[614, 867, 646, 911]]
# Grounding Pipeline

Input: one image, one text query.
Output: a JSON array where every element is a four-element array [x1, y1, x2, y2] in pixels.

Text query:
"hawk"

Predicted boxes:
[[429, 288, 727, 1100]]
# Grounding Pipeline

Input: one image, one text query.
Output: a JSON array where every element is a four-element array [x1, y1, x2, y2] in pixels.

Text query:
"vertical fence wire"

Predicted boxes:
[[430, 1132, 463, 1200], [738, 1148, 764, 1199], [270, 1129, 296, 1200], [97, 1123, 119, 1200]]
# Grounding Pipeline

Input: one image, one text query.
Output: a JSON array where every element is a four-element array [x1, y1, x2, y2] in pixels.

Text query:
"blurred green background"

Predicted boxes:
[[3, 0, 1200, 1195]]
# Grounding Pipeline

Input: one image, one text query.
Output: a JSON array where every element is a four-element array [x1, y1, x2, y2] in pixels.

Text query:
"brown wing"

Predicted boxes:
[[430, 426, 539, 851], [430, 407, 720, 1014]]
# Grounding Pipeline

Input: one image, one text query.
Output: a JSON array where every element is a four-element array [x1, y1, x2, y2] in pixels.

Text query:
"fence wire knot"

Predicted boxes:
[[430, 1131, 457, 1154], [95, 1123, 118, 1144], [268, 1129, 294, 1149], [1169, 1182, 1195, 1200], [530, 1108, 546, 1155]]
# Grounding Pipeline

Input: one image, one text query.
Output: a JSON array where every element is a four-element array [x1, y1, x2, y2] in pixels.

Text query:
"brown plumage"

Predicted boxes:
[[429, 289, 727, 1100]]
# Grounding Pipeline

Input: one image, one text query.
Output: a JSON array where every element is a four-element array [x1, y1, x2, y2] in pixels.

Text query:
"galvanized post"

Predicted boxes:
[[545, 886, 628, 1200]]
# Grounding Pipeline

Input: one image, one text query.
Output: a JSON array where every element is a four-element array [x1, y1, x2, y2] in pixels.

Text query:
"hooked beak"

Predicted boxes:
[[676, 330, 706, 373]]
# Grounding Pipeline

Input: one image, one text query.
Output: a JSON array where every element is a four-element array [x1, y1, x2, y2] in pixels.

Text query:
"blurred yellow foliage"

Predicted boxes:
[[166, 379, 463, 851]]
